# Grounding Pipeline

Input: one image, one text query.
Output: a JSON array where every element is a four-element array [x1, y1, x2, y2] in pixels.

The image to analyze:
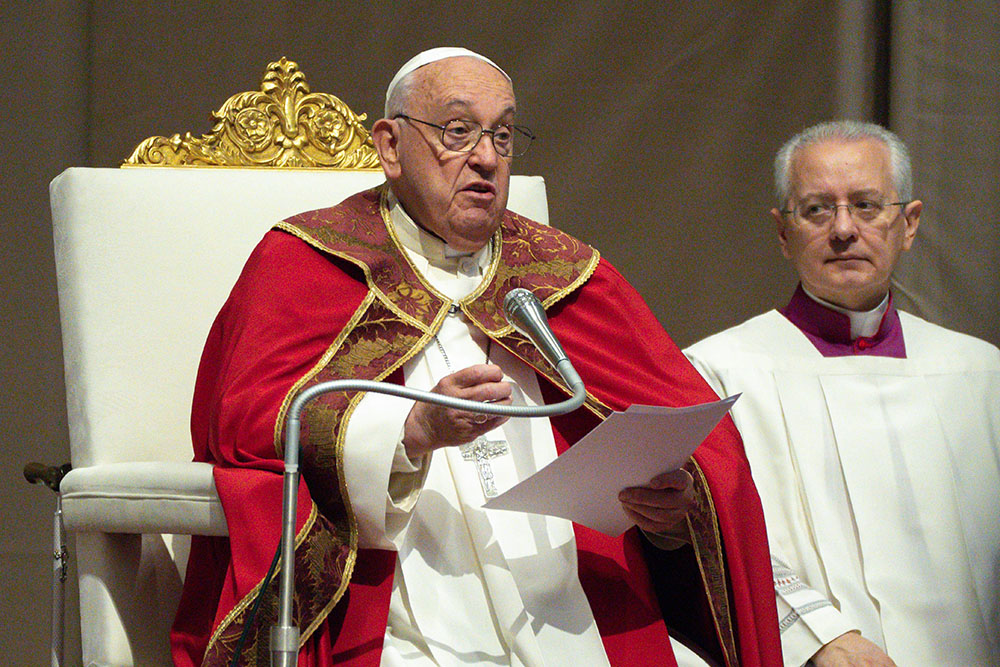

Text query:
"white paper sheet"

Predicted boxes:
[[483, 395, 740, 536]]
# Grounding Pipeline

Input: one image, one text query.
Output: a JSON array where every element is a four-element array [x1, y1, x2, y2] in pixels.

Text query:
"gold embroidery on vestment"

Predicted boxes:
[[272, 290, 379, 458], [686, 458, 737, 667], [205, 503, 320, 663]]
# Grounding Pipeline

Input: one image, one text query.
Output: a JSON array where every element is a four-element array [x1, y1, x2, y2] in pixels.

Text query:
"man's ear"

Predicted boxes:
[[901, 199, 922, 251], [372, 118, 401, 178], [771, 207, 792, 259]]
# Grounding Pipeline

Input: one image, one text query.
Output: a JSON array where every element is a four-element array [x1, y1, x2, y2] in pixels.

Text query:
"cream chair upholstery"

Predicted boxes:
[[51, 60, 550, 667]]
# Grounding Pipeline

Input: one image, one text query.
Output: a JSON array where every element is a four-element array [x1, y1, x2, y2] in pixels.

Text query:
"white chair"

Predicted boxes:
[[49, 59, 550, 666]]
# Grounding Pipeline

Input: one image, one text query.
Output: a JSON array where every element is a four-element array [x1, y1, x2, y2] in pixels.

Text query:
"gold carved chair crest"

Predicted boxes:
[[124, 57, 380, 169]]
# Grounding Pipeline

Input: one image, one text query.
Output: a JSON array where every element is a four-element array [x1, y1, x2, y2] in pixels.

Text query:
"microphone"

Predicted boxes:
[[503, 288, 582, 392], [504, 288, 567, 367]]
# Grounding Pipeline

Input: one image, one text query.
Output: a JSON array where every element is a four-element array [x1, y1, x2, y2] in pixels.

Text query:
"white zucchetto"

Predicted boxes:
[[384, 47, 510, 116]]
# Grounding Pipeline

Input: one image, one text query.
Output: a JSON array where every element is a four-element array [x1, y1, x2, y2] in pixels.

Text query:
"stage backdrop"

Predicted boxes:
[[1, 1, 996, 662]]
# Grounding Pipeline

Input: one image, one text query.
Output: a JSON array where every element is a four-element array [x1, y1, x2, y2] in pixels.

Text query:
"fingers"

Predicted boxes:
[[443, 363, 505, 388], [436, 364, 512, 402], [647, 468, 693, 490], [619, 469, 696, 533], [402, 365, 513, 457], [812, 631, 897, 666], [620, 469, 694, 504], [621, 503, 688, 535], [436, 364, 512, 427]]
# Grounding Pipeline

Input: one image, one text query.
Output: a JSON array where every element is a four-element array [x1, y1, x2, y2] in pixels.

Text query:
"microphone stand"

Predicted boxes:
[[272, 290, 583, 666]]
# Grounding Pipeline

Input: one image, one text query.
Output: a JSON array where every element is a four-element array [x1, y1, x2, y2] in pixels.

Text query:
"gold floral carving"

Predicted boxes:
[[124, 57, 380, 168]]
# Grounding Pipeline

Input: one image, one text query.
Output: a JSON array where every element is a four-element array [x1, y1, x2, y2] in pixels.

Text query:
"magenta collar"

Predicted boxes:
[[779, 284, 906, 358]]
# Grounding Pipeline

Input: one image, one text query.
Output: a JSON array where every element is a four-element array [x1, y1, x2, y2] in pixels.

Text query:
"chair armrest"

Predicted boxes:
[[61, 461, 227, 536]]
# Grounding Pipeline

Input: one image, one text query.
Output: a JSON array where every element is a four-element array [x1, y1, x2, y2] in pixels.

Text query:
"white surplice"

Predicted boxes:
[[685, 310, 1000, 666]]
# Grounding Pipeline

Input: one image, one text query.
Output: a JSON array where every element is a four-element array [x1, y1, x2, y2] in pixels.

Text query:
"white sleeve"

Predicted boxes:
[[342, 391, 429, 550], [772, 553, 858, 667]]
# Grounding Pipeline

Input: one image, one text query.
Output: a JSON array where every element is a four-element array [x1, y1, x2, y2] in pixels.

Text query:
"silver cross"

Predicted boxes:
[[460, 435, 510, 498]]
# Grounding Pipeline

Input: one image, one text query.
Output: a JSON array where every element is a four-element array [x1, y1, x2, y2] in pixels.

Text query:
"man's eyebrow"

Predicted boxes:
[[795, 191, 834, 201], [439, 99, 517, 118], [849, 188, 886, 198], [440, 98, 471, 110], [797, 188, 885, 200]]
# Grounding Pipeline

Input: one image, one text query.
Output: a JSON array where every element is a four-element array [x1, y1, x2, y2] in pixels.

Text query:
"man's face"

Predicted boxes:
[[374, 57, 515, 252], [772, 138, 921, 311]]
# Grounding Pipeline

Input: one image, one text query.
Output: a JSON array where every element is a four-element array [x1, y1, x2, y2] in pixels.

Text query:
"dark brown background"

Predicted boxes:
[[2, 1, 997, 661]]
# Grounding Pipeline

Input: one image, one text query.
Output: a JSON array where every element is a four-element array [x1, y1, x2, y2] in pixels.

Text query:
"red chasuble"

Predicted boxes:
[[171, 188, 781, 667]]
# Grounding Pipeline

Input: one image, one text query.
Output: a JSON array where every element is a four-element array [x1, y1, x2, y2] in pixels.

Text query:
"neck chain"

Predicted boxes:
[[433, 325, 491, 372]]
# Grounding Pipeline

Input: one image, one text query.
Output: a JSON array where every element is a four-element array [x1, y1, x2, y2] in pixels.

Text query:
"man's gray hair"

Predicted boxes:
[[773, 120, 913, 206], [385, 71, 416, 118]]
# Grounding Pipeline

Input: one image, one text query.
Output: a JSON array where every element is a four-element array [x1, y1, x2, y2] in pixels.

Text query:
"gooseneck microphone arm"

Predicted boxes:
[[270, 288, 585, 667]]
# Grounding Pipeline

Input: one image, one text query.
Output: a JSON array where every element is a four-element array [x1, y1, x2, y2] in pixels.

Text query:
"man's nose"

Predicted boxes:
[[467, 131, 501, 170], [829, 205, 859, 240]]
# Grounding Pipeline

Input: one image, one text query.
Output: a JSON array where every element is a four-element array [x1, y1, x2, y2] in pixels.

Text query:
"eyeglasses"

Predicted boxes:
[[393, 114, 535, 157], [782, 199, 908, 226]]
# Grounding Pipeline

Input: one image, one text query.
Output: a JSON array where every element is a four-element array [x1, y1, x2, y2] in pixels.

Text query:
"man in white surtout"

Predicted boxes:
[[684, 120, 1000, 666]]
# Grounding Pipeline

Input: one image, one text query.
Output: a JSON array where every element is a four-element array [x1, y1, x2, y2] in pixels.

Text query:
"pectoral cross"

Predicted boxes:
[[460, 435, 509, 498]]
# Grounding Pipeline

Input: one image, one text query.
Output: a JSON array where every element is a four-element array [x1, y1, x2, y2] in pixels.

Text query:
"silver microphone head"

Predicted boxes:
[[503, 288, 568, 369]]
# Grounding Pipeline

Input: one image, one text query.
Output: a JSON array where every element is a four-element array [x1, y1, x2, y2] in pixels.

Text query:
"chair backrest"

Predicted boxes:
[[51, 168, 548, 468]]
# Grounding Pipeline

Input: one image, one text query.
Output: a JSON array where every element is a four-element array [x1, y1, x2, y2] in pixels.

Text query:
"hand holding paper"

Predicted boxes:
[[483, 395, 740, 536], [618, 467, 696, 535]]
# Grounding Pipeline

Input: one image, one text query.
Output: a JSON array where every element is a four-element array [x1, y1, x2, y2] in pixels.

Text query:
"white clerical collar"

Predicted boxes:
[[802, 286, 889, 339], [386, 190, 492, 302], [387, 190, 491, 263]]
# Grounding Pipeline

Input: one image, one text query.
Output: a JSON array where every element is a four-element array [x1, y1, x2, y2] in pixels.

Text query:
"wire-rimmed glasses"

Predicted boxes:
[[394, 114, 535, 157], [781, 199, 909, 226]]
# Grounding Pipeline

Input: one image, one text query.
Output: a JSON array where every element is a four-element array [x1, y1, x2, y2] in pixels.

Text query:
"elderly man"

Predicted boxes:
[[171, 48, 781, 666], [685, 121, 1000, 666]]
